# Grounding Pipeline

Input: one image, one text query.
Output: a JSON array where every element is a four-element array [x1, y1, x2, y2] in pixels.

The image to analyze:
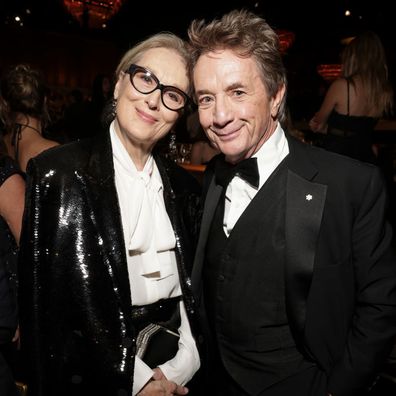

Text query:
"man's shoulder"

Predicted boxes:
[[288, 137, 381, 190], [304, 146, 384, 199], [296, 138, 376, 172]]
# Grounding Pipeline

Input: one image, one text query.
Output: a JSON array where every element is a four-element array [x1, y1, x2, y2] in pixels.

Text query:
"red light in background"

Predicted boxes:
[[62, 0, 125, 29]]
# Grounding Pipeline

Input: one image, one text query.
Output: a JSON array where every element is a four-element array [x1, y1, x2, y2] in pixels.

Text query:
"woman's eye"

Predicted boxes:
[[167, 92, 182, 103], [143, 75, 154, 84]]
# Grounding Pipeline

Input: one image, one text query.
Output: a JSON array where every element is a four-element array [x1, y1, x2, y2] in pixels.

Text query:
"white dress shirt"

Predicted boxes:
[[223, 123, 289, 236], [110, 123, 200, 395]]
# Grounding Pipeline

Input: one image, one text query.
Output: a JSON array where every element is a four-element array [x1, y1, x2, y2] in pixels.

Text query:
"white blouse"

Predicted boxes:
[[110, 123, 200, 394]]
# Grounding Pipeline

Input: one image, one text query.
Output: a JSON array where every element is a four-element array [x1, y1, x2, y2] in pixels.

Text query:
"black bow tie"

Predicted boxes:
[[214, 156, 259, 188]]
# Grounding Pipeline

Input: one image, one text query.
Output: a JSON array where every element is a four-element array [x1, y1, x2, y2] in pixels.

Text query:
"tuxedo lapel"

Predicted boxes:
[[192, 177, 223, 298], [285, 136, 327, 347]]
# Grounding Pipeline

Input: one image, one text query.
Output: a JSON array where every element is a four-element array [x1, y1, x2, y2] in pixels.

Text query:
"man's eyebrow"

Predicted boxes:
[[195, 89, 213, 96]]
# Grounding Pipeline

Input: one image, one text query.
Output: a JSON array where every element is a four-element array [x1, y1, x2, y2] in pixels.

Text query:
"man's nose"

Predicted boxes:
[[213, 96, 233, 127]]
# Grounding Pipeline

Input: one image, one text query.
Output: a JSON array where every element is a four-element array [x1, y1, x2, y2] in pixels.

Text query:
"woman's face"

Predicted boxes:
[[113, 47, 189, 157]]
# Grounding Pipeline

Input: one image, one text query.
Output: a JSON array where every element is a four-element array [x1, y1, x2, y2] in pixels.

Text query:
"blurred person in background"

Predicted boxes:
[[84, 73, 113, 138], [309, 31, 394, 163], [61, 88, 88, 142], [0, 135, 25, 396], [0, 64, 59, 174]]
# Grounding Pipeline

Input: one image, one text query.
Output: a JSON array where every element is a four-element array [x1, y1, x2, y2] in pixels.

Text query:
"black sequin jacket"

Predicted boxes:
[[18, 131, 202, 396]]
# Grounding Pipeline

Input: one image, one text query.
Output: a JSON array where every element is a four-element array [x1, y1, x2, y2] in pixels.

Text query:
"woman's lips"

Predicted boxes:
[[136, 108, 157, 124]]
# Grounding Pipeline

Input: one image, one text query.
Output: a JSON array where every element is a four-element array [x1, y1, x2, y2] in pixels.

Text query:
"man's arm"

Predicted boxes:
[[327, 167, 396, 396]]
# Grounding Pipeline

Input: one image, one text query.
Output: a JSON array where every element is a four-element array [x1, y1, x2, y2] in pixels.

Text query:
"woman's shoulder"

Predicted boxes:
[[328, 77, 348, 93], [0, 155, 23, 186], [27, 139, 93, 174]]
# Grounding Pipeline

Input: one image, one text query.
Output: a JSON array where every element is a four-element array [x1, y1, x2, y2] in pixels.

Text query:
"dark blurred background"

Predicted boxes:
[[0, 0, 395, 123]]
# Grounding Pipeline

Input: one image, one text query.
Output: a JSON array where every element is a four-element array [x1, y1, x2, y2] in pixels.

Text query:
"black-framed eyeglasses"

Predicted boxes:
[[126, 64, 190, 112]]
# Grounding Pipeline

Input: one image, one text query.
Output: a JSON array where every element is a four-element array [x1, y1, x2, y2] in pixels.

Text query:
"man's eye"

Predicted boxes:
[[198, 96, 212, 105]]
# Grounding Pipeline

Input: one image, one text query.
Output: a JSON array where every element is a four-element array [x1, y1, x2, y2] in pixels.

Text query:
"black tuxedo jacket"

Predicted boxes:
[[192, 133, 396, 396]]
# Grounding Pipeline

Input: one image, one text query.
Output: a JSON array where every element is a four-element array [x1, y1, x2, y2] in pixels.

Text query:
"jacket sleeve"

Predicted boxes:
[[327, 167, 396, 396], [18, 158, 51, 393]]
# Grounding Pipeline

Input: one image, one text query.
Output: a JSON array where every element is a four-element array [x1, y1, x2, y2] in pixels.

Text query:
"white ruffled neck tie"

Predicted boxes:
[[110, 123, 176, 276]]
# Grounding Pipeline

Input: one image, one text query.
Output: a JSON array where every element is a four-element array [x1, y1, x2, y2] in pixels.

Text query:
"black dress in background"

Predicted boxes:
[[316, 78, 378, 164], [320, 109, 378, 163], [0, 155, 21, 396]]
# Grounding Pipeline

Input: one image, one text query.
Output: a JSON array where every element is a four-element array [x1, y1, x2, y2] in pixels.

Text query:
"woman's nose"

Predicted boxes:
[[145, 89, 161, 110]]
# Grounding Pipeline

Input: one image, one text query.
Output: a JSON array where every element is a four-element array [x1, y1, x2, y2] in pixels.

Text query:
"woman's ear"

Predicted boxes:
[[114, 71, 125, 101]]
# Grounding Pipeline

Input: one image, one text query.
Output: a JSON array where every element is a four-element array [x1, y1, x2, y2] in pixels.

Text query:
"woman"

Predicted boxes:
[[309, 31, 393, 163], [0, 64, 59, 173], [18, 33, 201, 396], [0, 138, 25, 396]]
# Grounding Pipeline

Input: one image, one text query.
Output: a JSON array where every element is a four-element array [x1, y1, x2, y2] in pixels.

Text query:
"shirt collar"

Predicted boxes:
[[110, 121, 162, 191], [253, 122, 289, 189]]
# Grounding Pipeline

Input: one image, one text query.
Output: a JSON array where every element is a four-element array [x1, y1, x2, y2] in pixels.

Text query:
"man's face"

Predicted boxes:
[[193, 49, 284, 163]]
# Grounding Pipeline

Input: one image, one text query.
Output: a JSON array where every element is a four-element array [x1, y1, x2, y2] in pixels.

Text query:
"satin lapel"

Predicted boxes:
[[192, 177, 223, 298], [285, 136, 327, 345], [80, 132, 132, 309]]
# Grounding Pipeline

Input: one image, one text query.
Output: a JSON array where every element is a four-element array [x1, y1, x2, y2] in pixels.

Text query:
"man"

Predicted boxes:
[[188, 9, 396, 396]]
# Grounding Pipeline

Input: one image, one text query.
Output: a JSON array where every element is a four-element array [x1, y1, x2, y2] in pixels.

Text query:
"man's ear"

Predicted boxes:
[[271, 84, 286, 118]]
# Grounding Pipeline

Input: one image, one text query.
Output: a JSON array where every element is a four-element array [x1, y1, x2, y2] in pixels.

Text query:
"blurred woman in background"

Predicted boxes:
[[0, 64, 59, 173], [0, 136, 25, 396], [309, 31, 393, 163]]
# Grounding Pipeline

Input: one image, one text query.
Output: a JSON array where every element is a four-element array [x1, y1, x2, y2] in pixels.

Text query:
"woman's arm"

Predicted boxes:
[[309, 79, 344, 133], [0, 173, 25, 244], [157, 301, 200, 385]]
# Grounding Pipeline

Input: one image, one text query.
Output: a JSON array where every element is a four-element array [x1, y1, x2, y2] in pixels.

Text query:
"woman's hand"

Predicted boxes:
[[152, 367, 166, 381], [137, 379, 188, 395], [309, 113, 328, 134], [137, 368, 189, 395]]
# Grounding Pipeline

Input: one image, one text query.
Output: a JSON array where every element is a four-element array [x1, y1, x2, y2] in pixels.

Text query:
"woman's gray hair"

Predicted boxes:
[[102, 32, 191, 126]]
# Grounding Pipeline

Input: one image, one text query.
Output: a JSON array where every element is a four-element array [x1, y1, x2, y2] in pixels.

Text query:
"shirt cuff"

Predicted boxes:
[[132, 357, 154, 395], [158, 301, 200, 385]]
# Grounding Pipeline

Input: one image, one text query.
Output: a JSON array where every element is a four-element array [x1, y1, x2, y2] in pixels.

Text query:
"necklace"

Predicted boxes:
[[16, 123, 41, 134]]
